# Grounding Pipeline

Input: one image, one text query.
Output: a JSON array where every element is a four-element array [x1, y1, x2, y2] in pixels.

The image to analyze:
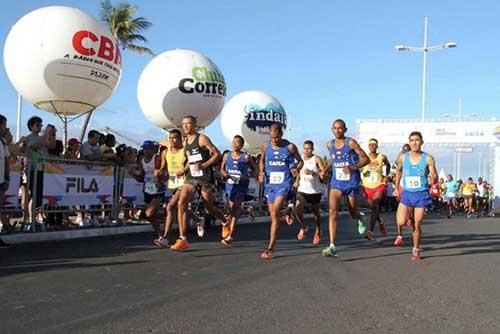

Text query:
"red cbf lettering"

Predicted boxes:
[[72, 30, 98, 56], [72, 30, 121, 66]]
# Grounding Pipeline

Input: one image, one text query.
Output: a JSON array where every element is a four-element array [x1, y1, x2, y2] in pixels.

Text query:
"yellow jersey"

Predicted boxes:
[[166, 147, 186, 189], [361, 154, 384, 188], [462, 183, 474, 196]]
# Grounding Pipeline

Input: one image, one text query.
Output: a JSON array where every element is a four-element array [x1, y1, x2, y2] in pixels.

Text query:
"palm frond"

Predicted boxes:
[[100, 1, 154, 56], [124, 44, 155, 56]]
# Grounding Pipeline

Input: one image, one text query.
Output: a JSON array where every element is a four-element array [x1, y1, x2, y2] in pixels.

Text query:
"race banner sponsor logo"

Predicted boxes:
[[42, 162, 114, 206], [121, 168, 144, 206]]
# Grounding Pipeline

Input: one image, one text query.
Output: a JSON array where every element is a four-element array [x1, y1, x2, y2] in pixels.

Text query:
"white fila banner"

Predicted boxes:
[[42, 162, 114, 206], [121, 167, 144, 206]]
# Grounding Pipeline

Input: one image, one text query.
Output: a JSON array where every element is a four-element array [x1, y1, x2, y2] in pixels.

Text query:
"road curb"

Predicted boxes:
[[1, 213, 319, 244]]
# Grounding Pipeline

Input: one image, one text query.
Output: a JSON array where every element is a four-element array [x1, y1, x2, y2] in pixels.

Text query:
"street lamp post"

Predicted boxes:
[[395, 17, 457, 122]]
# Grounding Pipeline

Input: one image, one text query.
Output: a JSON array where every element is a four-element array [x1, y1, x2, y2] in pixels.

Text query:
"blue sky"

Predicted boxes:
[[1, 0, 499, 179]]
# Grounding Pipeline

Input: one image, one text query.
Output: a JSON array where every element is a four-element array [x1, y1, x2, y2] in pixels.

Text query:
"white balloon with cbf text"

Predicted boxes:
[[3, 6, 122, 115], [137, 49, 226, 130], [220, 91, 287, 153]]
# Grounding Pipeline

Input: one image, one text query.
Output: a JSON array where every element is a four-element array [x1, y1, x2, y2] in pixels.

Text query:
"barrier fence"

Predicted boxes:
[[7, 155, 489, 235], [2, 156, 332, 233]]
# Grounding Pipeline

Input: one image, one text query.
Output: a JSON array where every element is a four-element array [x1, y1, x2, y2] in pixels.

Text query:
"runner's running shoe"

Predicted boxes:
[[322, 245, 337, 257], [154, 237, 170, 248], [357, 213, 367, 235], [170, 239, 189, 251], [297, 227, 307, 240], [411, 248, 422, 261], [260, 249, 274, 260], [394, 235, 403, 247], [222, 224, 231, 239], [221, 237, 232, 246], [196, 221, 205, 238], [312, 233, 321, 245], [365, 231, 375, 240]]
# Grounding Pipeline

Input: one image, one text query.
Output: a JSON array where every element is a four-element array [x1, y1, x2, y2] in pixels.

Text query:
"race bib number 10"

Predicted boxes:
[[405, 176, 421, 189]]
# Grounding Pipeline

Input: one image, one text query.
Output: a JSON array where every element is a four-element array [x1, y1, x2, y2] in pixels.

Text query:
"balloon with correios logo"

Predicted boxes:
[[220, 91, 287, 154], [137, 49, 226, 130], [3, 6, 122, 116]]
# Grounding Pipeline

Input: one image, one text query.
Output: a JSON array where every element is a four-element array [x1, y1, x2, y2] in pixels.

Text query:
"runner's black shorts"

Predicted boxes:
[[144, 192, 165, 204], [296, 192, 322, 205]]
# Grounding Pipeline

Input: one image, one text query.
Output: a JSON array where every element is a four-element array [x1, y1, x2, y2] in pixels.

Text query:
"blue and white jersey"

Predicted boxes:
[[402, 152, 429, 193], [265, 140, 294, 187], [225, 151, 250, 192], [329, 137, 361, 189]]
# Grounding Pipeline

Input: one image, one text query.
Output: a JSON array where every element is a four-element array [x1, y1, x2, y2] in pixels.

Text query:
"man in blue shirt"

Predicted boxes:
[[443, 175, 459, 218], [394, 131, 438, 260]]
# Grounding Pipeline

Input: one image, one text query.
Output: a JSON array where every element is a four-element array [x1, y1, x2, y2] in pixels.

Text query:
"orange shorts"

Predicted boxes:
[[362, 184, 386, 201]]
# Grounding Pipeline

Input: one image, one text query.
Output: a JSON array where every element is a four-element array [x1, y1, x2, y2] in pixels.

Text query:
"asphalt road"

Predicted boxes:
[[1, 212, 499, 334]]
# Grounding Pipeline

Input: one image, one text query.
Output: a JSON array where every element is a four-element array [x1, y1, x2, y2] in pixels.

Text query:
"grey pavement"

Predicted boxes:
[[1, 213, 499, 334]]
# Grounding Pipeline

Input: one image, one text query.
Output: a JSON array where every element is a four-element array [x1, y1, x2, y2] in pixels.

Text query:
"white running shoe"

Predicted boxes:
[[196, 219, 205, 238]]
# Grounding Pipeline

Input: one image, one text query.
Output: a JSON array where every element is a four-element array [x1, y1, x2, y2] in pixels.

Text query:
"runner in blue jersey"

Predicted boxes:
[[259, 124, 303, 260], [220, 135, 258, 246], [322, 119, 370, 257], [393, 131, 437, 260]]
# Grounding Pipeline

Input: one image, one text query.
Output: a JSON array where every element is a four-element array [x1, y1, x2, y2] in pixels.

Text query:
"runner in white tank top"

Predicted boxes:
[[294, 140, 326, 245], [136, 140, 166, 240]]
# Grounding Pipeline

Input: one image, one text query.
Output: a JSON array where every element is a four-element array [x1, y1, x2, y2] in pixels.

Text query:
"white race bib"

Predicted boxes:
[[227, 174, 241, 185], [189, 164, 203, 177], [405, 176, 421, 189], [368, 172, 381, 184], [144, 176, 159, 194], [335, 168, 350, 181], [169, 175, 184, 187], [269, 172, 285, 185], [188, 153, 203, 163]]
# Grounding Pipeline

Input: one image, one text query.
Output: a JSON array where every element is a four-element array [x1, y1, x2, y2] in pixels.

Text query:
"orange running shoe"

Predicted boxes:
[[260, 249, 274, 260], [393, 236, 403, 247], [222, 224, 231, 239], [297, 227, 307, 240], [312, 233, 321, 245], [411, 248, 422, 261], [170, 238, 189, 251]]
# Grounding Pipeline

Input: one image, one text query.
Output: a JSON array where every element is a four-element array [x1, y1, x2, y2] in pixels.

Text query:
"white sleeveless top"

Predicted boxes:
[[142, 154, 161, 194], [477, 183, 485, 197], [298, 155, 322, 194]]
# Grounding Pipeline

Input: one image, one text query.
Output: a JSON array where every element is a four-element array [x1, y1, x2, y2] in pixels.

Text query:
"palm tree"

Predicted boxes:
[[99, 0, 154, 55]]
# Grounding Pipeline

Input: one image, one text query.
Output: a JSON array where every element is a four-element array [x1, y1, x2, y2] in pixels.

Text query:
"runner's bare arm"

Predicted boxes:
[[323, 141, 332, 172], [247, 154, 258, 178], [315, 155, 326, 179], [199, 134, 221, 169], [258, 142, 266, 184], [289, 143, 303, 172], [427, 155, 438, 185], [382, 154, 391, 176], [348, 138, 370, 171], [220, 151, 228, 179], [393, 155, 403, 197]]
